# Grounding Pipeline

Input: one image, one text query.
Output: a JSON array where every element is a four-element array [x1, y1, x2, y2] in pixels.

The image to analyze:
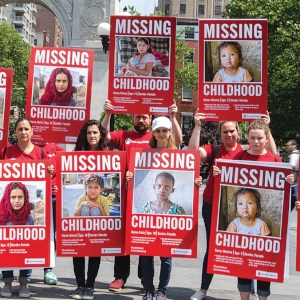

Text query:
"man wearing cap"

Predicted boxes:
[[101, 99, 182, 292]]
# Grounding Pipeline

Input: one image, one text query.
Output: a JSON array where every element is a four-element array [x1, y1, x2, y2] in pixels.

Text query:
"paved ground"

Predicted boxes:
[[2, 185, 300, 299]]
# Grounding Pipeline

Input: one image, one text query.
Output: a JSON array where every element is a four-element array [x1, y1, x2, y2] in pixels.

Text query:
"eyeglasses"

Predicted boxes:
[[153, 184, 172, 191]]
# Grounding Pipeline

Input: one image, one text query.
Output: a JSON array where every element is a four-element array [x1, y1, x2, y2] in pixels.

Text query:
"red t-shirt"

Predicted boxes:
[[110, 130, 152, 151], [1, 143, 47, 160], [240, 150, 282, 162], [203, 143, 244, 205]]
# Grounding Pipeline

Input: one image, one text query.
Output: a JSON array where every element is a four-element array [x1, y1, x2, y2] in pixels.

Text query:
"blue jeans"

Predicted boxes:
[[140, 256, 172, 295], [2, 269, 32, 283], [200, 201, 213, 291]]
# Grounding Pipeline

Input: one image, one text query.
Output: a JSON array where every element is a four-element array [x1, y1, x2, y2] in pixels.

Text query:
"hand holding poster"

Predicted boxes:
[[208, 159, 291, 282], [108, 16, 176, 114], [198, 19, 268, 121], [125, 148, 200, 258], [0, 68, 13, 148], [56, 151, 127, 257], [0, 160, 52, 268], [25, 47, 94, 144]]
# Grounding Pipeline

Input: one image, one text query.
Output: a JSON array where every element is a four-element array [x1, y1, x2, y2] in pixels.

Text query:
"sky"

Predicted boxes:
[[120, 0, 158, 16]]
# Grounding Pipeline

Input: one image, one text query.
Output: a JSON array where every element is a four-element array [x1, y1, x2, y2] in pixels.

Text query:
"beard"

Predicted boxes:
[[134, 122, 150, 133]]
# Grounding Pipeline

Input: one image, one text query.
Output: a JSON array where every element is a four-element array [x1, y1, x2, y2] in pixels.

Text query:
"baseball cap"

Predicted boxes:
[[152, 116, 172, 131]]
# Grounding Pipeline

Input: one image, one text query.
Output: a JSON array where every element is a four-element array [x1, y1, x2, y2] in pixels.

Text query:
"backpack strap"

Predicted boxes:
[[207, 144, 221, 172]]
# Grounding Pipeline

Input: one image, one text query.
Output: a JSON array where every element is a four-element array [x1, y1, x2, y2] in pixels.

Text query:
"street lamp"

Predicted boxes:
[[97, 22, 110, 53]]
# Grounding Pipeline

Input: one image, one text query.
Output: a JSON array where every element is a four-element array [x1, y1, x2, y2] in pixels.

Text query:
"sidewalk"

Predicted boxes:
[[3, 205, 300, 299]]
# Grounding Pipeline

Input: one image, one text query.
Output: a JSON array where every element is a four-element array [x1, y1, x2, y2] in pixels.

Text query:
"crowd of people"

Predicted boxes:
[[0, 100, 297, 300]]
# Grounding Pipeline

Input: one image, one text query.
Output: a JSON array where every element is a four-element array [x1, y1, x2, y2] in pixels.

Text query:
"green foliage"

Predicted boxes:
[[127, 6, 141, 16], [174, 30, 198, 97], [100, 112, 133, 131], [223, 0, 300, 145], [0, 23, 30, 110]]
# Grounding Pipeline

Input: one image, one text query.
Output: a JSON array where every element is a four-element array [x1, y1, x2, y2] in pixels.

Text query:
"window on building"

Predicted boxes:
[[182, 88, 193, 101], [185, 27, 195, 39], [198, 5, 204, 15], [180, 4, 186, 14], [181, 114, 194, 146], [215, 6, 222, 15], [165, 4, 169, 15]]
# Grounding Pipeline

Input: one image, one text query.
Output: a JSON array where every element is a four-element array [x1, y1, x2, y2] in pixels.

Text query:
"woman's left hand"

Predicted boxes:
[[169, 102, 178, 117], [261, 111, 271, 125], [285, 174, 294, 185], [194, 176, 202, 187], [126, 171, 133, 182], [213, 165, 221, 177], [48, 164, 55, 175]]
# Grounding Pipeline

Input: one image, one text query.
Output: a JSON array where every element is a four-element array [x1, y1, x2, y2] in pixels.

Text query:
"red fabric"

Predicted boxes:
[[40, 68, 74, 106], [39, 143, 65, 195], [203, 143, 244, 205], [110, 130, 152, 163], [0, 182, 30, 225], [1, 143, 47, 160], [240, 150, 282, 162]]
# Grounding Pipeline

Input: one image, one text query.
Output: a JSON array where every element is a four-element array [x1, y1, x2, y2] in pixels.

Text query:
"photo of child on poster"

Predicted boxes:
[[115, 36, 170, 78], [217, 185, 284, 238], [61, 172, 121, 218], [0, 180, 47, 226], [31, 66, 88, 107], [218, 186, 283, 238], [132, 169, 193, 215], [205, 40, 261, 83]]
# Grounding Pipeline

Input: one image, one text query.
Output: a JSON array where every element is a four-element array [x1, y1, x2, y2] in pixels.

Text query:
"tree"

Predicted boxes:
[[0, 23, 31, 110], [223, 0, 300, 145]]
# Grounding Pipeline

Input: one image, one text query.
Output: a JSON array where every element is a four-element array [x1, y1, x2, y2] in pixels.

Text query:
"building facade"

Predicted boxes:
[[33, 5, 63, 47], [158, 0, 230, 18], [158, 0, 231, 144], [0, 3, 37, 45]]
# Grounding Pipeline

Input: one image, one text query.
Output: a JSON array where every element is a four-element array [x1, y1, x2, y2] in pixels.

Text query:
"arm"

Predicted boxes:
[[168, 102, 182, 145], [261, 111, 276, 154], [226, 221, 237, 232], [101, 100, 113, 144], [127, 61, 154, 76], [188, 113, 208, 163], [243, 69, 253, 82], [213, 72, 222, 82]]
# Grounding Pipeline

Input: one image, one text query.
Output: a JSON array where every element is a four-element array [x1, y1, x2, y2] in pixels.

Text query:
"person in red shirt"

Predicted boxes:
[[188, 113, 277, 300], [101, 100, 182, 292], [212, 119, 294, 300]]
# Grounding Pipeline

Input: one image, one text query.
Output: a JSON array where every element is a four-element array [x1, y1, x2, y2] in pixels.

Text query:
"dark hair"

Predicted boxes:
[[11, 182, 27, 199], [137, 37, 152, 53], [233, 188, 261, 217], [84, 174, 104, 189], [74, 120, 107, 151], [14, 116, 32, 130], [217, 41, 243, 66], [287, 139, 298, 147], [155, 172, 175, 186]]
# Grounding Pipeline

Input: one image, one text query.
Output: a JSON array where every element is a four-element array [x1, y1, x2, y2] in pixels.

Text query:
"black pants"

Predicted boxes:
[[73, 257, 101, 288], [114, 255, 130, 283]]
